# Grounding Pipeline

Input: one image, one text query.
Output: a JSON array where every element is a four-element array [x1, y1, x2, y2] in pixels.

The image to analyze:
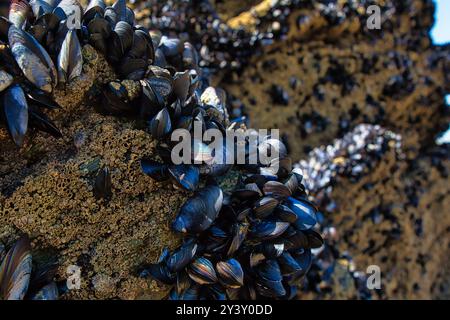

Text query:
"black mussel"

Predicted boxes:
[[2, 84, 29, 146], [187, 257, 217, 285], [232, 183, 262, 201], [149, 107, 172, 139], [216, 259, 244, 289], [278, 252, 301, 276], [254, 260, 285, 298], [8, 25, 57, 93], [93, 167, 112, 200], [0, 236, 32, 300], [289, 249, 312, 281], [257, 242, 285, 259], [9, 0, 30, 29], [102, 81, 133, 115], [172, 185, 223, 233], [28, 105, 62, 138], [227, 222, 248, 257], [204, 226, 228, 253], [167, 241, 198, 272], [175, 271, 191, 296], [282, 230, 309, 251], [253, 196, 279, 219], [159, 36, 182, 57], [147, 75, 173, 100], [249, 221, 289, 240], [168, 165, 199, 191], [140, 262, 175, 285], [304, 230, 324, 249], [284, 172, 302, 195], [263, 181, 291, 198], [286, 197, 317, 230], [24, 87, 60, 110], [57, 29, 82, 84], [141, 158, 169, 182], [140, 79, 164, 118], [274, 204, 297, 223]]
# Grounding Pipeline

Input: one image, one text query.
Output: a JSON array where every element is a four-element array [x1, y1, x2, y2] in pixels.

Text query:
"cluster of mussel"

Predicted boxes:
[[0, 236, 58, 300], [140, 140, 324, 299], [0, 0, 156, 146]]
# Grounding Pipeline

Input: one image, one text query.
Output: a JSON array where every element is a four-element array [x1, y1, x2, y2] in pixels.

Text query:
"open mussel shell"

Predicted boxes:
[[149, 107, 172, 140], [0, 236, 32, 300], [216, 259, 244, 289], [140, 158, 169, 182], [168, 165, 199, 192], [57, 29, 82, 84], [2, 84, 29, 146], [249, 221, 289, 241], [93, 167, 112, 200], [187, 257, 218, 285], [8, 25, 57, 93], [286, 197, 317, 230], [167, 241, 198, 273], [172, 185, 223, 234]]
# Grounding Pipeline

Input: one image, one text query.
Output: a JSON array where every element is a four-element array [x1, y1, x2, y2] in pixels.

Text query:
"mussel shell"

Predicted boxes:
[[253, 196, 279, 219], [140, 79, 164, 119], [29, 105, 62, 138], [274, 204, 297, 223], [9, 0, 30, 29], [226, 222, 248, 257], [254, 260, 285, 298], [167, 241, 198, 272], [286, 197, 317, 230], [93, 167, 112, 200], [172, 185, 223, 234], [101, 81, 133, 115], [159, 36, 183, 57], [278, 252, 301, 276], [140, 158, 169, 182], [0, 236, 32, 300], [83, 0, 106, 23], [147, 76, 173, 99], [57, 29, 82, 84], [216, 259, 244, 288], [187, 257, 218, 285], [2, 84, 28, 146], [149, 107, 172, 139], [305, 230, 324, 249], [8, 25, 57, 93], [263, 181, 291, 198], [168, 165, 199, 192], [140, 263, 175, 285], [249, 221, 289, 240]]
